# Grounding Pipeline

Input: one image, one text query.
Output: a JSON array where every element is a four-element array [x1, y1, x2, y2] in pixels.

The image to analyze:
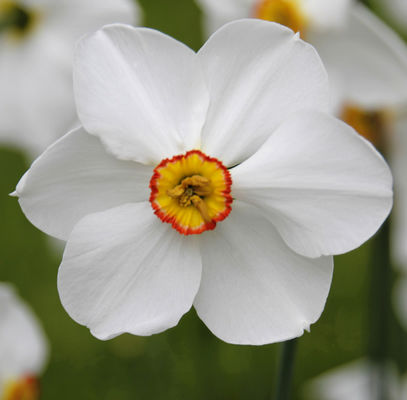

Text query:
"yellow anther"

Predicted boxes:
[[191, 195, 211, 222], [167, 175, 212, 203], [166, 174, 213, 220], [166, 185, 185, 199]]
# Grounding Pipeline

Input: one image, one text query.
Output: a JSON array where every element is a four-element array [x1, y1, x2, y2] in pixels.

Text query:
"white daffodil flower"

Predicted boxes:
[[304, 359, 401, 400], [197, 0, 407, 292], [15, 20, 392, 345], [197, 0, 407, 108], [0, 0, 139, 158], [0, 283, 48, 400]]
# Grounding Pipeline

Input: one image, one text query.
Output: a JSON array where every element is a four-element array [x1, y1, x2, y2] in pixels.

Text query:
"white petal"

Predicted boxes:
[[0, 284, 48, 391], [74, 24, 209, 164], [43, 0, 139, 44], [0, 28, 74, 157], [232, 111, 393, 258], [390, 113, 407, 270], [197, 0, 254, 17], [198, 19, 329, 167], [302, 0, 353, 31], [196, 0, 255, 35], [306, 359, 401, 400], [16, 127, 152, 241], [58, 202, 202, 340], [194, 201, 333, 345], [309, 3, 407, 108]]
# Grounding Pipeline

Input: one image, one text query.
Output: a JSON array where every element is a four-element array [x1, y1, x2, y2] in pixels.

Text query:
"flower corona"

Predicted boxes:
[[253, 0, 307, 37], [341, 104, 391, 151], [0, 1, 39, 41], [3, 376, 39, 400], [149, 150, 232, 235]]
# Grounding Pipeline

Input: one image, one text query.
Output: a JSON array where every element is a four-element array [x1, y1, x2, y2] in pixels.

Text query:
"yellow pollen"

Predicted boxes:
[[253, 0, 307, 38], [166, 175, 213, 223], [149, 150, 233, 235], [341, 104, 391, 152]]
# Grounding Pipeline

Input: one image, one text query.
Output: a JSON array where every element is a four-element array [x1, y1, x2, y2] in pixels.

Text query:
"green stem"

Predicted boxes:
[[274, 338, 298, 400], [367, 219, 391, 400]]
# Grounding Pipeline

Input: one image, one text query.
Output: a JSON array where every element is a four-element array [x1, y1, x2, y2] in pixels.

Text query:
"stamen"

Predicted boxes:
[[167, 175, 213, 221], [191, 196, 212, 223]]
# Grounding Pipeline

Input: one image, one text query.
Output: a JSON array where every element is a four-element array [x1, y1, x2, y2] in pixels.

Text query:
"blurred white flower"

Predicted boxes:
[[0, 283, 48, 400], [403, 373, 407, 399], [197, 0, 353, 37], [304, 359, 401, 400], [197, 0, 407, 110], [0, 0, 140, 158], [15, 21, 392, 345]]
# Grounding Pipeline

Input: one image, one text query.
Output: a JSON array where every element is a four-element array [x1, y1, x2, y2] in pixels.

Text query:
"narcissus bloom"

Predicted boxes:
[[0, 0, 139, 158], [16, 20, 392, 345], [305, 359, 401, 400], [0, 283, 48, 400], [197, 0, 407, 111], [198, 0, 407, 319]]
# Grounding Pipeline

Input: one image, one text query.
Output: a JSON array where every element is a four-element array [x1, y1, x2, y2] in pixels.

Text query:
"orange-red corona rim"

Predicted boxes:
[[3, 375, 39, 400], [149, 150, 233, 235], [253, 0, 307, 38]]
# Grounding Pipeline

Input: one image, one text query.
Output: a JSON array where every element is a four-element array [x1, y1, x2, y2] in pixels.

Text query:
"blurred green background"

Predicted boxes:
[[1, 0, 406, 399]]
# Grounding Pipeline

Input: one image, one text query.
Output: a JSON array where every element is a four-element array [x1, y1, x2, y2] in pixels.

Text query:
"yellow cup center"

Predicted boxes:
[[341, 104, 391, 152], [149, 150, 233, 235], [0, 1, 39, 41], [253, 0, 307, 38]]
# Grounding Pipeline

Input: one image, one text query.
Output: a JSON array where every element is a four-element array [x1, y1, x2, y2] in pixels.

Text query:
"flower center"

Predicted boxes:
[[0, 1, 38, 41], [253, 0, 307, 38], [2, 376, 39, 400], [341, 104, 391, 152], [149, 150, 233, 235]]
